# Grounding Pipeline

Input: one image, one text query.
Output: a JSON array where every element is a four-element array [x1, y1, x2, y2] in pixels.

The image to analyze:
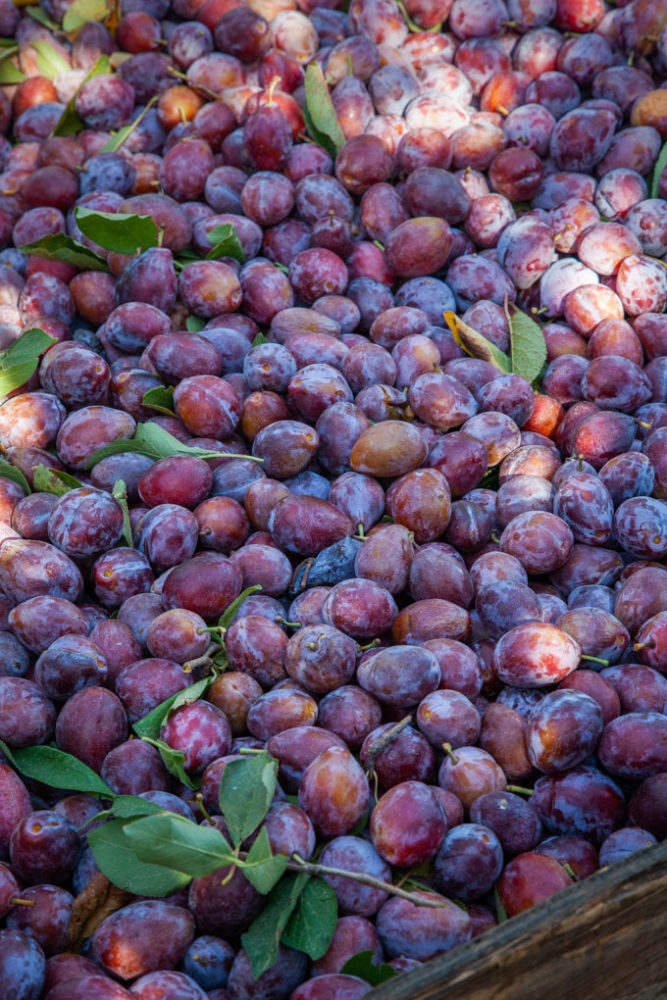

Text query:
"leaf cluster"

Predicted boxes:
[[0, 736, 337, 977]]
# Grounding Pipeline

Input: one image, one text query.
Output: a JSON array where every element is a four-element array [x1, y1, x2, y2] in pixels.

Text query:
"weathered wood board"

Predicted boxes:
[[368, 840, 667, 1000]]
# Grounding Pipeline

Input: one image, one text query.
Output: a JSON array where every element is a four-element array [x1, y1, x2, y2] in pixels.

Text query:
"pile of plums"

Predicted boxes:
[[0, 0, 666, 996]]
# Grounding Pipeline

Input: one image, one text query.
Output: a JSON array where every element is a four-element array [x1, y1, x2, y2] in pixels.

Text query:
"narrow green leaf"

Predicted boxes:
[[479, 465, 499, 491], [281, 876, 338, 960], [139, 736, 197, 789], [251, 331, 269, 347], [185, 315, 206, 333], [132, 677, 214, 741], [32, 41, 71, 80], [24, 6, 61, 30], [241, 874, 310, 979], [205, 223, 244, 263], [84, 436, 160, 468], [341, 951, 398, 986], [85, 422, 260, 469], [142, 385, 175, 416], [99, 95, 158, 154], [88, 819, 191, 896], [0, 459, 30, 495], [19, 233, 108, 271], [112, 480, 133, 546], [219, 752, 278, 848], [109, 796, 165, 820], [0, 53, 24, 84], [52, 54, 111, 137], [241, 826, 288, 894], [651, 140, 667, 200], [444, 312, 511, 373], [0, 38, 16, 48], [217, 584, 263, 632], [32, 465, 82, 496], [124, 813, 233, 876], [133, 422, 220, 461], [508, 306, 547, 385], [304, 63, 346, 156], [62, 0, 109, 33], [0, 741, 114, 797], [74, 208, 158, 255], [495, 886, 508, 923]]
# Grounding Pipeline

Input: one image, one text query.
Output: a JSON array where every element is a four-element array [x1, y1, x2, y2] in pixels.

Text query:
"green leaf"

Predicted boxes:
[[88, 819, 191, 896], [0, 328, 57, 398], [0, 741, 114, 797], [19, 233, 108, 271], [139, 736, 198, 789], [507, 306, 547, 385], [241, 826, 288, 894], [99, 95, 158, 154], [251, 331, 269, 347], [651, 140, 667, 200], [112, 480, 133, 546], [52, 54, 111, 137], [124, 813, 233, 877], [219, 752, 278, 848], [32, 465, 83, 496], [85, 422, 263, 469], [341, 951, 398, 986], [205, 223, 244, 263], [185, 315, 206, 333], [1, 328, 57, 368], [0, 362, 38, 396], [303, 63, 346, 157], [0, 459, 30, 495], [495, 886, 508, 923], [479, 464, 499, 491], [0, 38, 16, 48], [32, 41, 71, 79], [109, 795, 166, 820], [24, 6, 61, 30], [84, 436, 160, 467], [444, 312, 511, 373], [241, 874, 310, 979], [132, 677, 213, 741], [74, 208, 158, 255], [281, 876, 338, 960], [217, 584, 262, 632], [0, 53, 24, 84], [142, 385, 175, 416], [62, 0, 109, 33]]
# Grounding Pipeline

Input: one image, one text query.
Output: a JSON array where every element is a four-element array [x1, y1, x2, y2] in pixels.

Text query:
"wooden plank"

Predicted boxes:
[[368, 840, 667, 1000]]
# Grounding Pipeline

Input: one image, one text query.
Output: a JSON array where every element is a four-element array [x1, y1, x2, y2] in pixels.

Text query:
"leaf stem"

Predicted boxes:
[[285, 855, 448, 907]]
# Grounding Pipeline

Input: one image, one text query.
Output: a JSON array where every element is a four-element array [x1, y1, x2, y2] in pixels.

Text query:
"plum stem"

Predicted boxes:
[[275, 616, 302, 629], [442, 743, 459, 765], [580, 654, 609, 665], [364, 715, 412, 770], [357, 638, 381, 652], [183, 643, 221, 674], [506, 784, 533, 797]]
